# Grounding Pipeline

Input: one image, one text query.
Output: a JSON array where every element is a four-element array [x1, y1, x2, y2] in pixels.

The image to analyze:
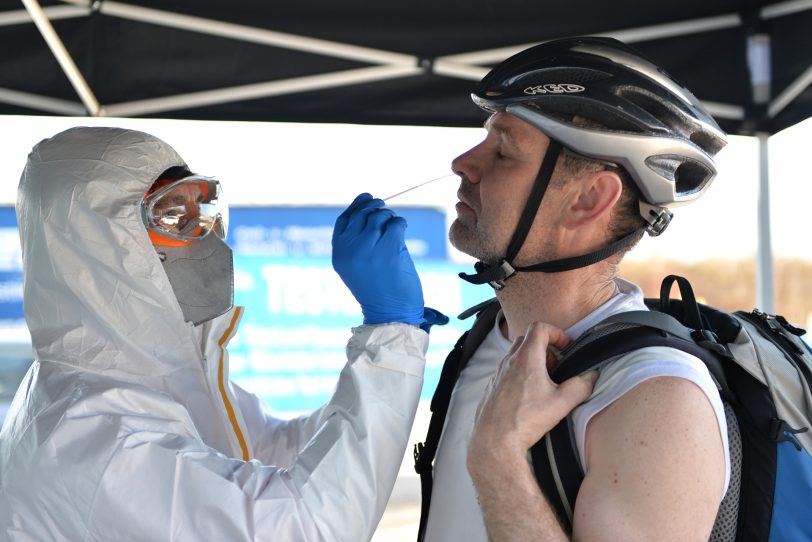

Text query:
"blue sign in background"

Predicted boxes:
[[0, 208, 22, 323], [223, 204, 490, 414], [0, 205, 449, 322], [229, 255, 491, 414], [227, 206, 448, 260]]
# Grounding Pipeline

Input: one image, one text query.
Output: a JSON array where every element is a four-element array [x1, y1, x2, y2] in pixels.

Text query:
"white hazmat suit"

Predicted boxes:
[[0, 127, 427, 541]]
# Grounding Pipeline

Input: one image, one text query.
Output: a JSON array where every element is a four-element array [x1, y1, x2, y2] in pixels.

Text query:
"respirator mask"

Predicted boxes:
[[142, 175, 234, 325]]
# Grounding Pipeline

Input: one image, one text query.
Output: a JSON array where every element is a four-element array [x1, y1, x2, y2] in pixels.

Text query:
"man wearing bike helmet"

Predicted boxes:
[[422, 37, 730, 541], [0, 126, 438, 541]]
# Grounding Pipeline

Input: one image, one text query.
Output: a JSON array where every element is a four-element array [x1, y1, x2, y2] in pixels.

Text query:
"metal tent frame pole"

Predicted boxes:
[[20, 0, 99, 115], [756, 133, 775, 312], [103, 65, 422, 117], [0, 87, 84, 115], [60, 0, 417, 66], [0, 4, 85, 26]]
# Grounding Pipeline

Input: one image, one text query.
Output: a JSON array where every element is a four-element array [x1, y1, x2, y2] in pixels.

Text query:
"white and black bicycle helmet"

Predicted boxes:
[[460, 36, 728, 289]]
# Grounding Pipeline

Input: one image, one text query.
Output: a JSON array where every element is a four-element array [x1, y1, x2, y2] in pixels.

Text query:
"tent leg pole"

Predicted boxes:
[[756, 132, 775, 312]]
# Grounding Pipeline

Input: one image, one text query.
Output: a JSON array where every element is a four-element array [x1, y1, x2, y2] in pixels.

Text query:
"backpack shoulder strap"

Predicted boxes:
[[531, 275, 730, 531], [414, 298, 500, 542], [598, 309, 694, 341], [529, 326, 707, 529]]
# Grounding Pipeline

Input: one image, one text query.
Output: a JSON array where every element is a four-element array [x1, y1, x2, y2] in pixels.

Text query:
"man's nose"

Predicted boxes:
[[451, 145, 481, 184]]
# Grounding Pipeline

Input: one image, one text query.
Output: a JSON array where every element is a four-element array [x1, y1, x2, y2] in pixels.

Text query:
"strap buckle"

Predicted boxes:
[[488, 260, 516, 290], [640, 201, 673, 236], [458, 259, 517, 290], [770, 418, 809, 451]]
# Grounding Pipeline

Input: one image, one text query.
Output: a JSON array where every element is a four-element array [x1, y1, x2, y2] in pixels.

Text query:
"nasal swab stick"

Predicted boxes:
[[382, 174, 456, 202]]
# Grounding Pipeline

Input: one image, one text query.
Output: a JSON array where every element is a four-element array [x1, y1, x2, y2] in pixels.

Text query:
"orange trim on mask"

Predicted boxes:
[[147, 229, 192, 247]]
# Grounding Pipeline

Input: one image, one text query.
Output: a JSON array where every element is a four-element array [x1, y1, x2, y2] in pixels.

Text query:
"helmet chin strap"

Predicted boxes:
[[459, 139, 640, 290]]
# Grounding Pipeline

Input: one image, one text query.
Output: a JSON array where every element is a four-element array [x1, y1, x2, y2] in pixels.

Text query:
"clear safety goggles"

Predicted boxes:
[[142, 175, 229, 242]]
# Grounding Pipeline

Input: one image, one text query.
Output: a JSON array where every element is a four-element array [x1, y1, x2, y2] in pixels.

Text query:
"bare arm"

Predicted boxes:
[[467, 324, 726, 542], [467, 322, 595, 541], [572, 377, 726, 541]]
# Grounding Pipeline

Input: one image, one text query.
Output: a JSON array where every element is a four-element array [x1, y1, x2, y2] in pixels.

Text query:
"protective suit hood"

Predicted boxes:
[[18, 126, 223, 397]]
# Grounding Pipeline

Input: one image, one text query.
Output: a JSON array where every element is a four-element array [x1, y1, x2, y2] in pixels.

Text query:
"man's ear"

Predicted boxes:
[[562, 170, 623, 230]]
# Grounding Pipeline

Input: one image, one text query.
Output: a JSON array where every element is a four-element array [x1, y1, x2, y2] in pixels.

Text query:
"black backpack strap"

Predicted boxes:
[[660, 274, 704, 331], [414, 298, 500, 542], [530, 275, 731, 531], [530, 325, 723, 530], [658, 275, 735, 358], [598, 309, 694, 341]]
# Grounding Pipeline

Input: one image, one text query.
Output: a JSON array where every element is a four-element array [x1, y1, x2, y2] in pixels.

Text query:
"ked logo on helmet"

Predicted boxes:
[[524, 84, 585, 95]]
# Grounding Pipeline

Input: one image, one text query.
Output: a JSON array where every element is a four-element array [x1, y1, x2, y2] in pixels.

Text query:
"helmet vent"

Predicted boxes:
[[674, 160, 712, 196], [615, 86, 687, 135], [690, 130, 726, 156]]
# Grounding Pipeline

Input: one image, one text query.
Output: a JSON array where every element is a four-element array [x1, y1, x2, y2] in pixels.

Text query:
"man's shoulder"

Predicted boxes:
[[597, 345, 708, 381], [587, 345, 714, 406]]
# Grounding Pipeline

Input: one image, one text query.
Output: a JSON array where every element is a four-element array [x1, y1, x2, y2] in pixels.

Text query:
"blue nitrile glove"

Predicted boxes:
[[421, 307, 450, 334], [332, 193, 425, 325]]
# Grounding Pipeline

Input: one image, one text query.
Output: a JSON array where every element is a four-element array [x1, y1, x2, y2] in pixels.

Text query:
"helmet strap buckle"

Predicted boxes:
[[459, 259, 517, 289], [488, 260, 517, 290], [640, 201, 673, 236]]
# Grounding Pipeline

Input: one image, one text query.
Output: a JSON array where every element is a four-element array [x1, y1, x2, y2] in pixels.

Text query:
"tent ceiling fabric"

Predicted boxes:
[[1, 0, 811, 135]]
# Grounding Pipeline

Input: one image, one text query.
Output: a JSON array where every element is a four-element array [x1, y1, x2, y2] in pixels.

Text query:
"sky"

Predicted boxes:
[[0, 113, 809, 264]]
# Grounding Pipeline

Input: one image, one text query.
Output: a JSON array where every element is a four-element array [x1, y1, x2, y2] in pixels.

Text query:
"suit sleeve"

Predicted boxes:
[[233, 322, 428, 539]]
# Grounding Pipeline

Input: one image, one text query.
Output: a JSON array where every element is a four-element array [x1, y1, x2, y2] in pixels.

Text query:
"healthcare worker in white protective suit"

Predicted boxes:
[[0, 126, 446, 541]]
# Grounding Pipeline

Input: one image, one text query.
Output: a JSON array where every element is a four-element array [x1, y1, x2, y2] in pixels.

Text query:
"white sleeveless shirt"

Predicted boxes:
[[423, 279, 730, 542]]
